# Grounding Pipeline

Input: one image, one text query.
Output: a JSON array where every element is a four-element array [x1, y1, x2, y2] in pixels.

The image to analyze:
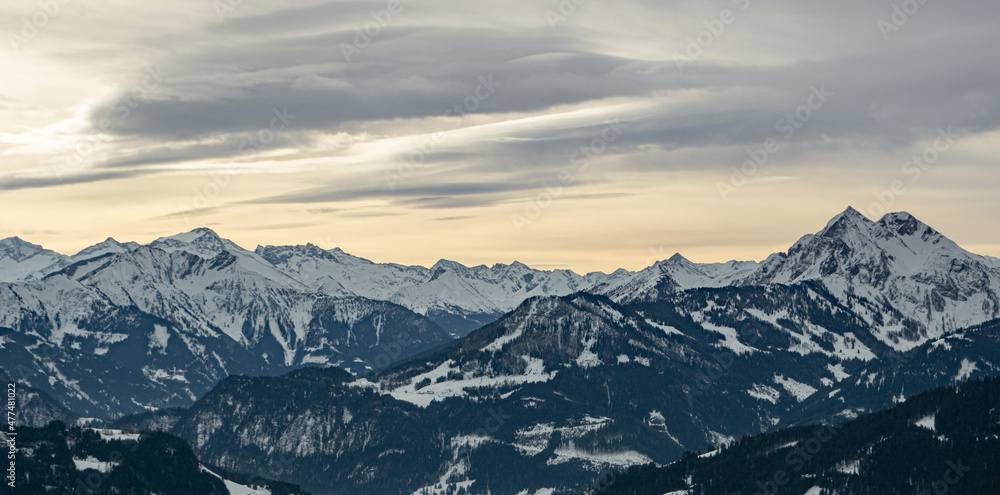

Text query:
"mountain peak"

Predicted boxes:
[[189, 227, 222, 239], [877, 211, 940, 238], [155, 227, 222, 245], [819, 207, 875, 238], [831, 206, 871, 224], [69, 237, 132, 261], [431, 259, 468, 272], [0, 236, 50, 261], [0, 236, 35, 247], [665, 252, 690, 264], [151, 227, 231, 259]]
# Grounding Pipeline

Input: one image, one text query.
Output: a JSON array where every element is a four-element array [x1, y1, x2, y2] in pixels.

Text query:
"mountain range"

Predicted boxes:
[[3, 207, 1000, 494]]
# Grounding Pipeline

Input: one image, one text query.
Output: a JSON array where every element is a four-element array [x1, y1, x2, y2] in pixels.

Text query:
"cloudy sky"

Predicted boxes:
[[1, 0, 997, 272]]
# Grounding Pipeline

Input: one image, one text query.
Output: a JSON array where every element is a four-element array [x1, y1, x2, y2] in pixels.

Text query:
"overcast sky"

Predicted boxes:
[[1, 0, 998, 272]]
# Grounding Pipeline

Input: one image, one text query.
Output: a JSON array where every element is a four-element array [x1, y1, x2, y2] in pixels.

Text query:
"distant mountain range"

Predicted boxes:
[[3, 208, 1000, 494], [0, 227, 629, 419]]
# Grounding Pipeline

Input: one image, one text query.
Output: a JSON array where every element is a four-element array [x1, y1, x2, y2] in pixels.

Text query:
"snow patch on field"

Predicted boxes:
[[450, 435, 493, 450], [832, 332, 877, 361], [516, 489, 555, 495], [149, 324, 170, 354], [547, 441, 652, 468], [773, 374, 817, 402], [90, 428, 140, 441], [955, 359, 977, 382], [513, 423, 555, 456], [224, 480, 272, 495], [705, 430, 734, 448], [644, 319, 683, 336], [203, 466, 272, 494], [142, 366, 189, 383], [915, 414, 936, 432], [513, 418, 612, 456], [827, 363, 850, 381], [747, 384, 781, 404], [700, 322, 756, 355], [408, 461, 474, 495], [836, 459, 860, 475], [73, 457, 118, 473], [576, 338, 602, 368], [385, 357, 557, 407]]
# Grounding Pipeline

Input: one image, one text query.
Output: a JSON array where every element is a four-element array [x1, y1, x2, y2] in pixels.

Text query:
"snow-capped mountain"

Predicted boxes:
[[591, 253, 759, 303], [593, 208, 1000, 351], [152, 292, 1000, 495], [0, 229, 452, 419], [0, 236, 67, 282], [742, 207, 1000, 350], [3, 207, 1000, 425], [5, 208, 1000, 494], [256, 243, 611, 336]]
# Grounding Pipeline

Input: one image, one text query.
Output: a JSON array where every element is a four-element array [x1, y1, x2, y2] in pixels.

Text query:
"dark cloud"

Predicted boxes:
[[7, 0, 999, 208], [433, 215, 474, 221], [0, 170, 150, 191], [253, 181, 534, 205]]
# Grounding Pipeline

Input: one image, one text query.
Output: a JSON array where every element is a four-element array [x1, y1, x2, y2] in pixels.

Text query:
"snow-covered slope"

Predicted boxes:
[[591, 253, 758, 303], [0, 236, 69, 282], [0, 229, 452, 419], [740, 207, 1000, 350], [257, 244, 612, 336], [3, 208, 999, 421], [168, 293, 1000, 495]]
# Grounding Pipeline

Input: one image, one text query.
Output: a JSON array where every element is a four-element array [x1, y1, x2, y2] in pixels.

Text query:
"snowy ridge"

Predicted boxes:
[[741, 208, 1000, 350], [0, 228, 453, 419], [591, 253, 758, 304], [257, 243, 615, 336], [3, 208, 1000, 422]]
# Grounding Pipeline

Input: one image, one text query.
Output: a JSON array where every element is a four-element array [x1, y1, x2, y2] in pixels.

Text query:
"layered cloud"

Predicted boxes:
[[0, 0, 997, 270]]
